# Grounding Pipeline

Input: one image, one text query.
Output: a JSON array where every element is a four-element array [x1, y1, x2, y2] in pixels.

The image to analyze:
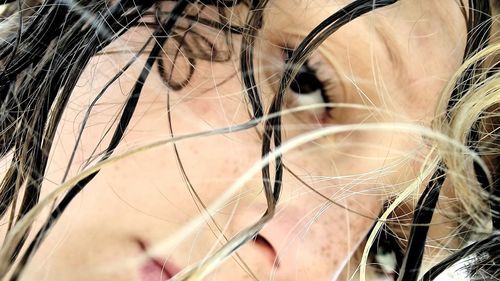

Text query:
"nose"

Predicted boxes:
[[252, 234, 280, 268], [234, 200, 379, 281], [235, 204, 339, 280], [257, 206, 336, 280]]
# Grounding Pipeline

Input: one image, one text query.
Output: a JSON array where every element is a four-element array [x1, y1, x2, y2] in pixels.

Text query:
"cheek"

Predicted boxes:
[[387, 7, 466, 121]]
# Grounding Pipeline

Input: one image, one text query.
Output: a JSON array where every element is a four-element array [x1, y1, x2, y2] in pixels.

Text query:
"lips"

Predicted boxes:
[[136, 239, 181, 281], [135, 229, 279, 281], [140, 257, 180, 281]]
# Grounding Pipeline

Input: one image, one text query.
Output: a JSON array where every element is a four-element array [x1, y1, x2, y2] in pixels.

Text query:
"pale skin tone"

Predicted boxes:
[[5, 0, 468, 280]]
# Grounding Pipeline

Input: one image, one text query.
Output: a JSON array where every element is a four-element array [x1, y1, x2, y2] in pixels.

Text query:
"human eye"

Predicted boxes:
[[280, 48, 343, 124]]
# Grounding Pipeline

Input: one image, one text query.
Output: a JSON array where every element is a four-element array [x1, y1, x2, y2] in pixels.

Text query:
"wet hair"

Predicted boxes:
[[0, 0, 497, 280]]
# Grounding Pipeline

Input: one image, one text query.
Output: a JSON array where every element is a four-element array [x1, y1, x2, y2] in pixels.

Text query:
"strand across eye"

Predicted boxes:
[[284, 49, 333, 120]]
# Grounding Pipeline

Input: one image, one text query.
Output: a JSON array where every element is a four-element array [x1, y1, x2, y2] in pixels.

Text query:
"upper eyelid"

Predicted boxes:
[[278, 44, 337, 76], [257, 41, 350, 123], [263, 40, 346, 95]]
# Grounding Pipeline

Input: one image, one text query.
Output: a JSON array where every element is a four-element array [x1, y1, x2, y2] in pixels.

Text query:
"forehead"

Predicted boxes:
[[264, 0, 465, 40], [264, 1, 466, 68]]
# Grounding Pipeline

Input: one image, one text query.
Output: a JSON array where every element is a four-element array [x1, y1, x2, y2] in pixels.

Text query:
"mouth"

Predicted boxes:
[[135, 233, 277, 281], [140, 257, 180, 281], [136, 239, 181, 281]]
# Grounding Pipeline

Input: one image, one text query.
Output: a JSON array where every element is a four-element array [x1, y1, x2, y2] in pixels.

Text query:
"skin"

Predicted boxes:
[[6, 0, 468, 280]]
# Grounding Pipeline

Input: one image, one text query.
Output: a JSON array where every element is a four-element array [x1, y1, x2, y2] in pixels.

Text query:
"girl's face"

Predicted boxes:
[[18, 0, 467, 280]]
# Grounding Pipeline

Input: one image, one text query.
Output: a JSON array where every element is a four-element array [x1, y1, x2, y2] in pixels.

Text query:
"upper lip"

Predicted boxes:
[[134, 232, 279, 280], [136, 238, 181, 279], [133, 204, 287, 279]]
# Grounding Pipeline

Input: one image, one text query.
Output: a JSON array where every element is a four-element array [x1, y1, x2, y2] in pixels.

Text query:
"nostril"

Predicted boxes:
[[252, 234, 280, 268]]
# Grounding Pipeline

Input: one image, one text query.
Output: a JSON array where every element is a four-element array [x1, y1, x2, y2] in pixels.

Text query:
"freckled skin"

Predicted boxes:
[[11, 1, 467, 281]]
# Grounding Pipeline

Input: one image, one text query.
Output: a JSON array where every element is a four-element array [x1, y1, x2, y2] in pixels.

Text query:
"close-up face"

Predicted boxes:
[[0, 0, 487, 280]]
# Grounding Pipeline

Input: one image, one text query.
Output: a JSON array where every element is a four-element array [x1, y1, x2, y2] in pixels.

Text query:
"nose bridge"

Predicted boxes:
[[158, 59, 254, 126]]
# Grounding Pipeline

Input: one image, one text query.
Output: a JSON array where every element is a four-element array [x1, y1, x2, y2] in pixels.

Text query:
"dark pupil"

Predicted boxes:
[[285, 49, 323, 95], [289, 65, 323, 94]]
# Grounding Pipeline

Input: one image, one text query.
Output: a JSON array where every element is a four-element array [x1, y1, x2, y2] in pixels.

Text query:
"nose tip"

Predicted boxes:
[[252, 209, 320, 280], [236, 204, 348, 280]]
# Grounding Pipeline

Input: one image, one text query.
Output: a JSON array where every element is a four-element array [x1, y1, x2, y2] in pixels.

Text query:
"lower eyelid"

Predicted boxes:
[[285, 90, 332, 124]]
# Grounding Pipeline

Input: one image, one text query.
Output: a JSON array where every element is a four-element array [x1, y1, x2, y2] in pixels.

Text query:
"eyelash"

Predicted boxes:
[[283, 49, 335, 119]]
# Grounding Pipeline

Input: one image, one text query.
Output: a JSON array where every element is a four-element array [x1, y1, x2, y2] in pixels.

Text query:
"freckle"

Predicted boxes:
[[321, 245, 332, 258], [321, 245, 327, 254]]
